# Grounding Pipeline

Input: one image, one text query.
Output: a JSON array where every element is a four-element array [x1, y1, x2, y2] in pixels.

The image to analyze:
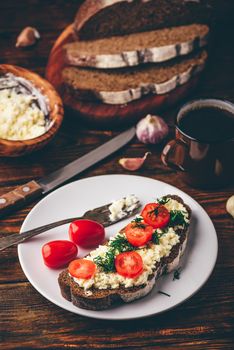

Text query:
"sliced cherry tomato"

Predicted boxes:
[[68, 259, 96, 279], [42, 240, 78, 268], [141, 203, 170, 228], [125, 221, 153, 247], [69, 219, 105, 248], [115, 251, 143, 278]]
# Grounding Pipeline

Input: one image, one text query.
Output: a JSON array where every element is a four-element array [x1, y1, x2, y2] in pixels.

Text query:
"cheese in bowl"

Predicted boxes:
[[0, 73, 49, 141], [0, 64, 63, 157]]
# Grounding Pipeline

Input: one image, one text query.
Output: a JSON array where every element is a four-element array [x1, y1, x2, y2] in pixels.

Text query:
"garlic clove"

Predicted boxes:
[[16, 27, 40, 48], [136, 114, 169, 144], [226, 195, 234, 218], [119, 152, 151, 171]]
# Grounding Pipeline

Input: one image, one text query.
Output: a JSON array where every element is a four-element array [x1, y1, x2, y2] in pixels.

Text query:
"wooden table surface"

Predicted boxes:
[[0, 1, 234, 349]]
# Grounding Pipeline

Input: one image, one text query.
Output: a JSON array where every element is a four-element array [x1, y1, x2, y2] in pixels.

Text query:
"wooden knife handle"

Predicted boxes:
[[0, 180, 43, 217]]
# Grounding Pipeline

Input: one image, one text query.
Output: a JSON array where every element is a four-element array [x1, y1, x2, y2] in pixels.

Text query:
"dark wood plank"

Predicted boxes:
[[0, 1, 234, 349]]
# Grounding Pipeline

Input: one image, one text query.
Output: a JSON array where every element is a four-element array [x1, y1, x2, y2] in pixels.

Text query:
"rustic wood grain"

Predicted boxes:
[[0, 1, 234, 349]]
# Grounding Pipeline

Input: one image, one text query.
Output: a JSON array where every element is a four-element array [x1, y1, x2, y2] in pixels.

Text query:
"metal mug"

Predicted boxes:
[[161, 99, 234, 188]]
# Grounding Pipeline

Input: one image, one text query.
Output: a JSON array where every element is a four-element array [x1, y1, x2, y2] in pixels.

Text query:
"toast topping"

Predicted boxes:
[[109, 194, 140, 222], [69, 196, 189, 290], [71, 228, 180, 290]]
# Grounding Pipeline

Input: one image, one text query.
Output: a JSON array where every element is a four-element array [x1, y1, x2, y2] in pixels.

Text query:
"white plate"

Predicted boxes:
[[18, 175, 218, 320]]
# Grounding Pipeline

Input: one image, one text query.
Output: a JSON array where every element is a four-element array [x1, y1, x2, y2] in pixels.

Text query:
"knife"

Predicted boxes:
[[0, 127, 135, 217]]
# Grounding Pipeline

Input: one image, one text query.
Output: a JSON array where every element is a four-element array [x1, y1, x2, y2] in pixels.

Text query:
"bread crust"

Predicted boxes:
[[64, 25, 209, 69], [74, 0, 213, 40], [58, 195, 192, 310], [62, 51, 207, 105]]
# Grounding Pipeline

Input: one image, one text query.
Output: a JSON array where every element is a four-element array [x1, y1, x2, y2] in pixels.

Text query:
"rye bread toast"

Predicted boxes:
[[58, 195, 191, 310]]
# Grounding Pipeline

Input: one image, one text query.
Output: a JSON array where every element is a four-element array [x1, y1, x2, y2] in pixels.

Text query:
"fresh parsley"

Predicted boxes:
[[152, 231, 160, 244], [169, 210, 187, 227], [94, 234, 135, 273], [109, 234, 135, 253], [93, 250, 115, 273], [149, 207, 159, 217], [132, 217, 143, 223], [157, 197, 169, 205], [152, 228, 168, 244], [173, 268, 182, 281]]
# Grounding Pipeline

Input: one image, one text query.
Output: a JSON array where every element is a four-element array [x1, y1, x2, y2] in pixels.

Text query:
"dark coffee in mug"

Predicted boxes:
[[161, 99, 234, 188], [178, 106, 234, 142]]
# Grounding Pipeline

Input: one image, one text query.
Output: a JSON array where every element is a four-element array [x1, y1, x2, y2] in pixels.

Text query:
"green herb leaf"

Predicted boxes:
[[173, 268, 182, 281], [149, 207, 159, 217], [157, 197, 169, 205], [132, 217, 143, 223], [93, 250, 115, 273], [152, 228, 168, 244], [169, 210, 187, 226], [94, 234, 135, 272], [152, 231, 160, 244], [109, 234, 135, 253]]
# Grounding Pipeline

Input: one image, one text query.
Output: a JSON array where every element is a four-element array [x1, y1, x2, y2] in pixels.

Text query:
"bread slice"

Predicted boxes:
[[58, 195, 191, 310], [64, 24, 209, 69], [62, 50, 207, 105], [74, 0, 213, 40]]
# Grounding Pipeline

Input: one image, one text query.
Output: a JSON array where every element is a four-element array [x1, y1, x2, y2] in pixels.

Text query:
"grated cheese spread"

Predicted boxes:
[[164, 198, 189, 223], [109, 194, 139, 222], [71, 228, 180, 290], [0, 73, 49, 141]]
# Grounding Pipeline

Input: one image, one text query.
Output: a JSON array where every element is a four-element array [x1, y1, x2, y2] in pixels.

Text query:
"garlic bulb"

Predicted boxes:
[[136, 114, 169, 144], [119, 152, 150, 171], [226, 195, 234, 218], [16, 27, 40, 48]]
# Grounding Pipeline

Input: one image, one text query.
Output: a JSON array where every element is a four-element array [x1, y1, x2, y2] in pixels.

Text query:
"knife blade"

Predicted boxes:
[[0, 127, 135, 217]]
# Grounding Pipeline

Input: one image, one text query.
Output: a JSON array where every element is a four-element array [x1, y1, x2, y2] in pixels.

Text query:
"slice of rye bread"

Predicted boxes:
[[62, 50, 207, 105], [74, 0, 213, 40], [64, 24, 209, 69], [58, 195, 192, 310]]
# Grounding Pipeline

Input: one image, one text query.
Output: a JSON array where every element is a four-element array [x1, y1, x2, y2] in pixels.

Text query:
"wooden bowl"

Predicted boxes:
[[0, 64, 64, 157], [46, 25, 202, 129]]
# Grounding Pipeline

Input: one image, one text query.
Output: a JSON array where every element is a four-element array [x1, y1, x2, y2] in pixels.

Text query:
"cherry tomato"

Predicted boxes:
[[69, 219, 105, 248], [125, 221, 153, 247], [42, 240, 78, 268], [115, 251, 143, 278], [68, 259, 96, 279], [141, 203, 170, 228]]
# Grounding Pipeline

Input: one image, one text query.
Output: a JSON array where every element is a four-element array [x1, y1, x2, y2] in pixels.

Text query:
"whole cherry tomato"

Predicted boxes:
[[69, 219, 105, 248], [42, 240, 78, 268]]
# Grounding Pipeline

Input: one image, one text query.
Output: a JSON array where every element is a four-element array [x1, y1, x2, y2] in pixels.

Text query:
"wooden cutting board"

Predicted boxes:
[[46, 24, 201, 129]]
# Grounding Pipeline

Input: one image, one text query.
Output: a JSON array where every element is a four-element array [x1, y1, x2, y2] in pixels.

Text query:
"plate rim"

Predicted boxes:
[[18, 174, 218, 320]]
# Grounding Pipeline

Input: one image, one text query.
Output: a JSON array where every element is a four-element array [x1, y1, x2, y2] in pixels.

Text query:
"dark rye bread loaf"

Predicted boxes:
[[64, 24, 209, 69], [74, 0, 213, 40], [62, 50, 207, 105], [58, 195, 192, 311]]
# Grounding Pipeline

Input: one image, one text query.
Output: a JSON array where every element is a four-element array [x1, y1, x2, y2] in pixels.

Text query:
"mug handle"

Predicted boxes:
[[161, 139, 188, 171]]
